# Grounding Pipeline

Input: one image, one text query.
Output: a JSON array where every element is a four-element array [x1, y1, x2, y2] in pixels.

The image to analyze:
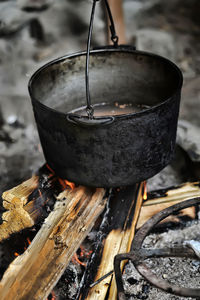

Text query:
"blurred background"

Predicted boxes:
[[0, 0, 200, 194]]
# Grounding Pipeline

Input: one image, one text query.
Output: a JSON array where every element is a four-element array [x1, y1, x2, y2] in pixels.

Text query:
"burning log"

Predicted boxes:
[[77, 183, 144, 299], [0, 165, 61, 242], [0, 184, 107, 300], [137, 181, 200, 228], [1, 163, 200, 300]]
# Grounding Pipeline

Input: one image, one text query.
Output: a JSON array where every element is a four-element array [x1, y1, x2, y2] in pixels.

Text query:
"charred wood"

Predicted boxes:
[[0, 185, 106, 300], [77, 183, 144, 300], [0, 164, 68, 242], [137, 181, 200, 229]]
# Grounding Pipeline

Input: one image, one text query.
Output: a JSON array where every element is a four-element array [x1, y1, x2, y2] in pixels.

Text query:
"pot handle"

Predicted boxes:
[[85, 0, 119, 119], [67, 114, 114, 126]]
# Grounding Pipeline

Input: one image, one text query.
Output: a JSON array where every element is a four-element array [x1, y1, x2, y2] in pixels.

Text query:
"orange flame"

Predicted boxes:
[[47, 290, 56, 300], [24, 237, 32, 251], [14, 252, 20, 257], [38, 189, 42, 198], [59, 178, 75, 190], [46, 163, 75, 190], [143, 181, 147, 200]]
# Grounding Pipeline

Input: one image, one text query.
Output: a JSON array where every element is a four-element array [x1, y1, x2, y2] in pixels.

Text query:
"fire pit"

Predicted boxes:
[[115, 197, 200, 299]]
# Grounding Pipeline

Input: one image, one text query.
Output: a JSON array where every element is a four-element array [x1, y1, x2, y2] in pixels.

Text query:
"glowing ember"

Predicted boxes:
[[72, 252, 86, 267], [46, 163, 55, 174], [71, 246, 93, 267], [143, 181, 148, 200], [79, 245, 92, 259], [24, 237, 32, 251], [14, 237, 32, 257]]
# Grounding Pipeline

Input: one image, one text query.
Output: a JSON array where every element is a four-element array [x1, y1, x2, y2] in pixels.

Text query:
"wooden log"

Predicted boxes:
[[108, 183, 144, 300], [0, 165, 61, 242], [0, 186, 106, 300], [77, 182, 144, 300], [137, 181, 200, 229]]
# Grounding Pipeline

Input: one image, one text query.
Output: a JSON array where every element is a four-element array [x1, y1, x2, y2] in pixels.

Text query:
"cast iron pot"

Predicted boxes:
[[28, 47, 183, 187]]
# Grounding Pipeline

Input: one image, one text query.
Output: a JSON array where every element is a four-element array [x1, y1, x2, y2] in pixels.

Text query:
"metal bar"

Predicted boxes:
[[114, 197, 200, 299]]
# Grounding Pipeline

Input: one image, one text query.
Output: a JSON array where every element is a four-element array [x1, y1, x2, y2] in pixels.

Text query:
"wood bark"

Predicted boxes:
[[0, 186, 106, 300]]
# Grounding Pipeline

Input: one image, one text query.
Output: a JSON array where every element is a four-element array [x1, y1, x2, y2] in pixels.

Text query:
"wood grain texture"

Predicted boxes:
[[79, 183, 144, 300], [0, 186, 106, 300], [137, 182, 200, 228], [0, 176, 39, 241]]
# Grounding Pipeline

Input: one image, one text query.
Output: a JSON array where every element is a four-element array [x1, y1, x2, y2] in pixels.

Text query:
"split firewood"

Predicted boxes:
[[0, 164, 70, 242], [77, 183, 144, 300], [137, 181, 200, 228], [108, 183, 144, 300], [0, 185, 106, 300]]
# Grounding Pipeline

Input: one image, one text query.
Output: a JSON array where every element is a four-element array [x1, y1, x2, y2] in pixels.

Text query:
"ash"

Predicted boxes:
[[124, 221, 200, 300], [0, 0, 200, 299]]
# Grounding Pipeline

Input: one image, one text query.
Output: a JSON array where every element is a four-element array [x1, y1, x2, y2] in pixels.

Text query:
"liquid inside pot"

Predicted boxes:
[[69, 102, 150, 116]]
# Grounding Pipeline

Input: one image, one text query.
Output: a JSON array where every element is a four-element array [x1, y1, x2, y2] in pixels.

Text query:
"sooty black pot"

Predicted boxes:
[[29, 47, 183, 187]]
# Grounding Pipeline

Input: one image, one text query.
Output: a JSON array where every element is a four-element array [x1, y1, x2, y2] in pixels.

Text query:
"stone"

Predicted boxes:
[[136, 28, 176, 60], [177, 120, 200, 162], [17, 0, 54, 11], [0, 2, 32, 35]]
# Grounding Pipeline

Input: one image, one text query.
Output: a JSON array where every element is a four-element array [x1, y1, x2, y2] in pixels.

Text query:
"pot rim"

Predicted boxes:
[[28, 46, 183, 120]]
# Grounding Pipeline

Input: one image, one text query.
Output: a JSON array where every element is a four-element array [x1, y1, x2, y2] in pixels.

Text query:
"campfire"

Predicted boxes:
[[0, 0, 200, 299], [0, 164, 200, 299]]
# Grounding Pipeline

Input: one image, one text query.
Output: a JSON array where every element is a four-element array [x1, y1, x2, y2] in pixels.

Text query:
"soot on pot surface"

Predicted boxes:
[[29, 49, 183, 187]]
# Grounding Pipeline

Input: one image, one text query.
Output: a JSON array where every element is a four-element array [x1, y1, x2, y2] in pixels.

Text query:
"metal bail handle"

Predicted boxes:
[[85, 0, 119, 119]]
